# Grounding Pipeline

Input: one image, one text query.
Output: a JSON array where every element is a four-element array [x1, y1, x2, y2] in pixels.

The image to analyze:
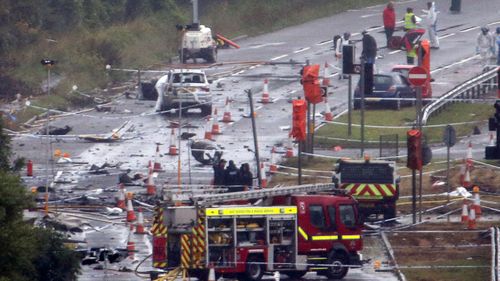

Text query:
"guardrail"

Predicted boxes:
[[421, 66, 498, 125], [492, 226, 500, 281]]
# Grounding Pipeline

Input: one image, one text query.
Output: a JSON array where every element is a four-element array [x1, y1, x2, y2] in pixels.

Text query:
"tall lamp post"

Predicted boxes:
[[41, 59, 56, 215]]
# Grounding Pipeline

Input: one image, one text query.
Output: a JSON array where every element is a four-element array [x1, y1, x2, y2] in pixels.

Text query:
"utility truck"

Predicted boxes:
[[151, 184, 363, 281]]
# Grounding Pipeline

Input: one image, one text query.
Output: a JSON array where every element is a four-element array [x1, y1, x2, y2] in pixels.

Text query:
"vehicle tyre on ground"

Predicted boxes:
[[325, 252, 349, 280], [238, 256, 264, 281]]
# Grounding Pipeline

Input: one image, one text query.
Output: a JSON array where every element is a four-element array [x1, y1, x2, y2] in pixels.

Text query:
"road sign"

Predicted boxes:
[[408, 66, 428, 86]]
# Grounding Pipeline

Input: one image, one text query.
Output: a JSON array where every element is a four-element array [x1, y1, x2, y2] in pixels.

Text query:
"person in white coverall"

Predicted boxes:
[[335, 32, 351, 79], [422, 2, 440, 49], [476, 26, 496, 65]]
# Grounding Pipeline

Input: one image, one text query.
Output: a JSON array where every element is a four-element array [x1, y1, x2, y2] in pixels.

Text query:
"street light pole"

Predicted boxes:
[[41, 59, 56, 215]]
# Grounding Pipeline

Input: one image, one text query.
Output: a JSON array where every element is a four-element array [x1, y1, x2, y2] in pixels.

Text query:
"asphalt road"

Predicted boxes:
[[11, 0, 500, 280]]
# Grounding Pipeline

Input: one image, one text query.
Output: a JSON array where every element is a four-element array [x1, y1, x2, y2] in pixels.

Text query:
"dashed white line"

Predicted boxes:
[[439, 33, 456, 39], [460, 26, 480, 33], [389, 50, 402, 54], [316, 40, 333, 46], [293, 47, 310, 54], [430, 54, 480, 74], [270, 54, 288, 61], [361, 13, 379, 18], [487, 20, 500, 26]]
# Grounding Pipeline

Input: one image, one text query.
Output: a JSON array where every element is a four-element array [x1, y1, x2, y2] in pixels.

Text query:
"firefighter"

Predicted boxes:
[[403, 7, 417, 32], [383, 2, 396, 48], [213, 159, 227, 187], [476, 26, 496, 66], [422, 2, 440, 49], [224, 160, 240, 191], [238, 163, 253, 191]]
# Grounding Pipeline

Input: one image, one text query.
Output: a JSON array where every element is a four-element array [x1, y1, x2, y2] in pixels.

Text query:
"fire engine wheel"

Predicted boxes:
[[325, 253, 348, 280], [284, 270, 307, 280], [239, 256, 264, 281]]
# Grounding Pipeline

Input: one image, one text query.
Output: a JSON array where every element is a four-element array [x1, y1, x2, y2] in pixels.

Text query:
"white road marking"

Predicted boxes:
[[487, 20, 500, 26], [270, 54, 288, 61], [316, 40, 333, 46], [399, 0, 418, 3], [248, 42, 286, 49], [430, 54, 480, 74], [389, 50, 402, 54], [460, 26, 480, 33], [294, 47, 310, 54], [438, 33, 456, 39], [361, 13, 379, 18]]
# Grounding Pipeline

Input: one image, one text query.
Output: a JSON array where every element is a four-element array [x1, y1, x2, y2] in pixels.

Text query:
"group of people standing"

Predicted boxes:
[[477, 26, 500, 66], [213, 159, 254, 192]]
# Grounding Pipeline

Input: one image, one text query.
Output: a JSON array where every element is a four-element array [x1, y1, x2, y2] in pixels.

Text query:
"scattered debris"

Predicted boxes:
[[38, 125, 72, 135]]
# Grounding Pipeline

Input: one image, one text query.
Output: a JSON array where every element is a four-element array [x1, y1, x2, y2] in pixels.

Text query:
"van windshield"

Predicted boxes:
[[172, 73, 204, 84]]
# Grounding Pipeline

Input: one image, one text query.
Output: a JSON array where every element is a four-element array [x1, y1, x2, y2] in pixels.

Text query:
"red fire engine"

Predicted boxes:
[[151, 183, 363, 281]]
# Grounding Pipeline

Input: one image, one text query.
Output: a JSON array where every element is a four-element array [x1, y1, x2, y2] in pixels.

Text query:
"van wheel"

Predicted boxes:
[[238, 256, 264, 281], [325, 252, 348, 280]]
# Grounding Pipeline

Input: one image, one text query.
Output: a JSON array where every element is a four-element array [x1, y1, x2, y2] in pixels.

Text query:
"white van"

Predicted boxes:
[[155, 69, 212, 115]]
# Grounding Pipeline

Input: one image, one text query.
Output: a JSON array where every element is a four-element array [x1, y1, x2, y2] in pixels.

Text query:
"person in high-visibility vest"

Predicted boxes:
[[407, 46, 417, 65], [403, 7, 417, 31]]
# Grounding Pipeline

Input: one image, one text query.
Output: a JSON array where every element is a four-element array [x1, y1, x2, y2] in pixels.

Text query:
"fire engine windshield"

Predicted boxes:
[[339, 205, 356, 228], [338, 162, 394, 183]]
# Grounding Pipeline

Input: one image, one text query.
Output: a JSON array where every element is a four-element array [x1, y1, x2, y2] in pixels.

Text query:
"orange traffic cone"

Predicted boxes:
[[322, 62, 331, 87], [261, 79, 270, 104], [211, 108, 221, 135], [146, 163, 156, 196], [269, 146, 278, 174], [285, 138, 294, 158], [208, 263, 216, 281], [323, 96, 334, 121], [127, 225, 135, 259], [466, 141, 473, 166], [461, 199, 469, 223], [222, 97, 233, 123], [472, 185, 482, 218], [126, 193, 136, 222], [467, 208, 476, 230], [260, 162, 268, 188], [168, 129, 178, 156], [153, 144, 162, 172], [117, 183, 126, 210], [462, 167, 471, 188], [135, 207, 146, 234], [204, 118, 213, 140]]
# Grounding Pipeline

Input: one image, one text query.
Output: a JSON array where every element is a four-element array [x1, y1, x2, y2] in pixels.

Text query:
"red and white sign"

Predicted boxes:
[[408, 66, 429, 86]]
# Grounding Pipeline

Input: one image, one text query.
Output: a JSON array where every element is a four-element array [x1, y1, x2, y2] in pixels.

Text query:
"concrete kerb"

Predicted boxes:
[[380, 231, 407, 281]]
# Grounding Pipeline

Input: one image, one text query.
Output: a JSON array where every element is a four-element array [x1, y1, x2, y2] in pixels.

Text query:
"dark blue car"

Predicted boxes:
[[354, 73, 416, 110]]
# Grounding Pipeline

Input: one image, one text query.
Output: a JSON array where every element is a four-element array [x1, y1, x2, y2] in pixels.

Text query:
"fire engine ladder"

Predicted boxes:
[[192, 183, 341, 206]]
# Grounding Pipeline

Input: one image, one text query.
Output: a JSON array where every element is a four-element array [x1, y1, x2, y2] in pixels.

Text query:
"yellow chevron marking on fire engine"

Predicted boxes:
[[369, 184, 382, 196], [310, 267, 328, 270], [298, 227, 309, 240], [379, 184, 394, 196], [308, 257, 328, 260], [312, 235, 339, 241], [206, 206, 297, 216], [344, 184, 354, 192], [342, 235, 361, 240]]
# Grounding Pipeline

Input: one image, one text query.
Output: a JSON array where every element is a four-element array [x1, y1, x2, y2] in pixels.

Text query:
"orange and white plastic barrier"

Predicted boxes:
[[285, 138, 294, 158], [117, 183, 126, 210], [211, 108, 221, 135], [261, 79, 270, 104], [323, 96, 333, 121], [204, 118, 213, 141], [127, 225, 135, 259], [461, 199, 469, 223], [126, 193, 136, 222], [269, 147, 278, 174], [260, 162, 268, 188], [153, 143, 162, 172], [168, 129, 178, 156], [222, 97, 233, 123], [135, 207, 146, 234], [146, 163, 156, 196], [472, 185, 481, 218], [322, 62, 331, 87], [467, 208, 476, 230]]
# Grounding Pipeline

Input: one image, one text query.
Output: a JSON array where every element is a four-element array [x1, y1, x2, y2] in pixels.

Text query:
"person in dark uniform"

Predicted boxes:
[[361, 30, 378, 64], [224, 160, 240, 191], [213, 159, 226, 187], [238, 163, 253, 191]]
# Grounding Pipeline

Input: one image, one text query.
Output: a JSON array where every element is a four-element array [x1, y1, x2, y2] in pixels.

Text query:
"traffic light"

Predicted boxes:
[[291, 99, 307, 141], [342, 45, 355, 74], [301, 64, 322, 104], [364, 63, 373, 96], [407, 129, 422, 170]]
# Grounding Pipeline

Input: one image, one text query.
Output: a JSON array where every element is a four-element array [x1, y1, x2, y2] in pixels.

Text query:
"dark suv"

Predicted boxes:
[[354, 72, 416, 110]]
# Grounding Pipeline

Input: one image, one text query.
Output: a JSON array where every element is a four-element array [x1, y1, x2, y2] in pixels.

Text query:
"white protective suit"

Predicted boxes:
[[476, 29, 496, 64], [422, 2, 440, 48]]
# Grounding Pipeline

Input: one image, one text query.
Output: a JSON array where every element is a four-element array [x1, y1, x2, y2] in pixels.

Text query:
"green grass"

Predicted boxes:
[[401, 259, 490, 281], [316, 102, 493, 148]]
